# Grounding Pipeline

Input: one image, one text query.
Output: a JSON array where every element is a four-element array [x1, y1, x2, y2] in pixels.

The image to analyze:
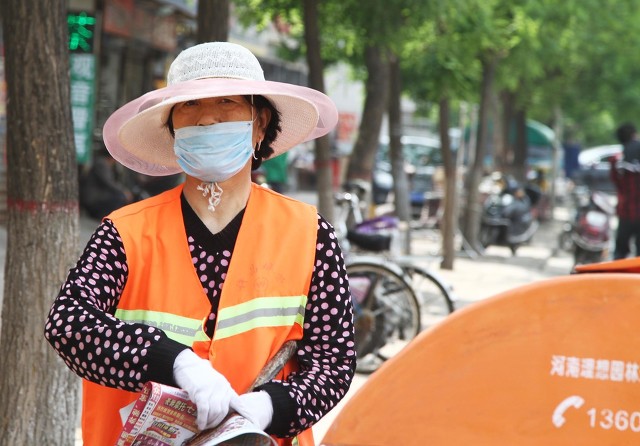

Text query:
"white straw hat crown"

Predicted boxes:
[[103, 41, 338, 176], [167, 42, 266, 84]]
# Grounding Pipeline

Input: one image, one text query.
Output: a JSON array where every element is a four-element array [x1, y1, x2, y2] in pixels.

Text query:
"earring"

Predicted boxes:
[[253, 140, 261, 160]]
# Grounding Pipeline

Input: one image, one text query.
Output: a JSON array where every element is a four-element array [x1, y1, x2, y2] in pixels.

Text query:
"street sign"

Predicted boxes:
[[68, 11, 97, 164], [70, 53, 96, 164]]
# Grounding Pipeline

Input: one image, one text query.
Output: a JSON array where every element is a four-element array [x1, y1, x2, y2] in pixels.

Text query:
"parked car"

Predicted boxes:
[[571, 144, 621, 194], [372, 136, 444, 217]]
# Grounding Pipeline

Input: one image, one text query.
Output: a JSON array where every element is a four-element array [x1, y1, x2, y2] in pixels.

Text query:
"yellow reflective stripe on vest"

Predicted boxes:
[[114, 309, 210, 346], [214, 295, 307, 341]]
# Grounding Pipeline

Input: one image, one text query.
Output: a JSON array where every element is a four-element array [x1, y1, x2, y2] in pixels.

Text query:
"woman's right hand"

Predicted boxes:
[[173, 349, 238, 430]]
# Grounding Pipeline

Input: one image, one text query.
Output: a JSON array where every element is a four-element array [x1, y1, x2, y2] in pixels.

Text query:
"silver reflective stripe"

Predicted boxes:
[[115, 308, 210, 346], [214, 295, 307, 340]]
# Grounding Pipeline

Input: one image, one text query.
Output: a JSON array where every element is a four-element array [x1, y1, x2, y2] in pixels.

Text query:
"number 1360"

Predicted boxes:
[[587, 408, 640, 432]]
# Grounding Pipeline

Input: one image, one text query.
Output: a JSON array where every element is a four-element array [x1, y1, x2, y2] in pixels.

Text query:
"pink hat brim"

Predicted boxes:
[[103, 78, 338, 176]]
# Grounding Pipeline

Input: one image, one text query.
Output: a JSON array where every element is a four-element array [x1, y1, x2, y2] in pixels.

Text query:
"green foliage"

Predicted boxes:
[[233, 0, 640, 144], [497, 0, 640, 144]]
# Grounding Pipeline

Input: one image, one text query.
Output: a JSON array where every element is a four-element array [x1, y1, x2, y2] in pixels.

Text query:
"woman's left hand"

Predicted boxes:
[[230, 391, 273, 430]]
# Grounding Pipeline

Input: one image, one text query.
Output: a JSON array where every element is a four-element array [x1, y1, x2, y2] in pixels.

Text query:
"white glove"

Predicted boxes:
[[230, 391, 274, 431], [173, 349, 237, 430]]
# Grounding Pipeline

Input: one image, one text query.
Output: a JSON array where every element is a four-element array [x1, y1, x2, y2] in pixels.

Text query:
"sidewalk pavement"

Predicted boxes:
[[287, 189, 577, 308]]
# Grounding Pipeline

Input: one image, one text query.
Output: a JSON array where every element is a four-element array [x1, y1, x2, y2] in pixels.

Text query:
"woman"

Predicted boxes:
[[44, 42, 355, 446]]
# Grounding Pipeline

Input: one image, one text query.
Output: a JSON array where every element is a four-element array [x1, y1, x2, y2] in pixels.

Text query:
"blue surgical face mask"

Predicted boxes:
[[173, 120, 254, 183]]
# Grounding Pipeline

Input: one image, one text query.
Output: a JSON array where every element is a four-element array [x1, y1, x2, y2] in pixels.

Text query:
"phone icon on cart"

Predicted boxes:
[[552, 395, 585, 428]]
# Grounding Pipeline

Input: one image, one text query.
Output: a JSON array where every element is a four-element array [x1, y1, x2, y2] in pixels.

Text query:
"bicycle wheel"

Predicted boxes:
[[401, 265, 455, 329], [347, 261, 421, 373]]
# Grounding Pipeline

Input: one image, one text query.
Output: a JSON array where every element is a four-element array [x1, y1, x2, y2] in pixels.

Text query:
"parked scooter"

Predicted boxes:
[[558, 185, 613, 267], [479, 173, 540, 255]]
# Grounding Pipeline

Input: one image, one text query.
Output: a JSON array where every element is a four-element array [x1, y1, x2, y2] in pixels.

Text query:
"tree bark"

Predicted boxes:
[[549, 106, 564, 217], [512, 108, 527, 182], [492, 89, 505, 171], [500, 89, 516, 172], [198, 0, 230, 42], [1, 1, 80, 444], [462, 57, 497, 251], [345, 45, 389, 188], [303, 0, 334, 222], [438, 97, 457, 270], [388, 53, 411, 253]]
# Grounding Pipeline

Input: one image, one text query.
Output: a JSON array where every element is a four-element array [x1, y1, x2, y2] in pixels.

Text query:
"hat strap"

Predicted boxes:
[[197, 181, 223, 213]]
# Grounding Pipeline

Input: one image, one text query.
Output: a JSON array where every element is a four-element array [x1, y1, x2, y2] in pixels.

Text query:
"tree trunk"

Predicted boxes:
[[500, 90, 516, 172], [549, 106, 564, 217], [345, 45, 389, 187], [492, 89, 506, 171], [462, 57, 497, 251], [198, 0, 229, 42], [303, 0, 334, 222], [1, 1, 80, 444], [438, 97, 457, 270], [512, 108, 527, 182], [388, 53, 411, 253]]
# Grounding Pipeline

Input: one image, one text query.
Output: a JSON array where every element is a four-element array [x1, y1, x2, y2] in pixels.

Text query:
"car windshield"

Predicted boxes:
[[378, 140, 442, 166], [404, 143, 442, 166]]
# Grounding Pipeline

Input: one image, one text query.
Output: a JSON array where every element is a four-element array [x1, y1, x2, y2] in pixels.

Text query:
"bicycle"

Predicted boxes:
[[335, 182, 456, 373]]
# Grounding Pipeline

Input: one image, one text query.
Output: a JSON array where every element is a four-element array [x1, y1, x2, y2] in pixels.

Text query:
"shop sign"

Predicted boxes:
[[70, 54, 96, 164], [104, 0, 176, 51], [133, 7, 154, 46], [68, 11, 97, 163], [151, 15, 177, 52], [103, 0, 134, 38]]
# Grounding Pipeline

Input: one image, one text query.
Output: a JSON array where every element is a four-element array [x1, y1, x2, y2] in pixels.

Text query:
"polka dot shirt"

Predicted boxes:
[[44, 195, 356, 438]]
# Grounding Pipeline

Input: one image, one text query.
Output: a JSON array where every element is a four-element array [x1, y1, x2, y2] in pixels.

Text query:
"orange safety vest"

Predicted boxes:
[[82, 184, 317, 446]]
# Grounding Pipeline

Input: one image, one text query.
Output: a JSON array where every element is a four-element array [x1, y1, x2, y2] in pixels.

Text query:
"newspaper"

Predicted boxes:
[[117, 381, 276, 446]]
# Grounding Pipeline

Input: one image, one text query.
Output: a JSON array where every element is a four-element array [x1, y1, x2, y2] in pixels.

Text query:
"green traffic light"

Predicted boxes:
[[68, 11, 95, 52]]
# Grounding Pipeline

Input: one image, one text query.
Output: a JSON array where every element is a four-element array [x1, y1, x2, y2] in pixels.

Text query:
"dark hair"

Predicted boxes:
[[165, 95, 282, 171], [246, 95, 281, 170], [616, 122, 637, 144]]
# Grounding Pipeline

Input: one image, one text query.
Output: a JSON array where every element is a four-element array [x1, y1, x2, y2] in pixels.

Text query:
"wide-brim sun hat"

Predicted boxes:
[[103, 41, 338, 176]]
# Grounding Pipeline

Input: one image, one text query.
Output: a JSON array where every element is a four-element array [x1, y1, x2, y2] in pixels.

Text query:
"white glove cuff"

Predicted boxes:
[[230, 391, 274, 431], [173, 348, 202, 377], [254, 391, 274, 425]]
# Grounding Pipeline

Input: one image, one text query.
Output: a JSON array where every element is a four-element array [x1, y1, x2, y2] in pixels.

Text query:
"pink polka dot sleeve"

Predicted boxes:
[[43, 220, 187, 392], [258, 215, 356, 438]]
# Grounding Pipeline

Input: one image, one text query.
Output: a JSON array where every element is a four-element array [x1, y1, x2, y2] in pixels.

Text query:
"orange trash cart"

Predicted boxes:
[[322, 258, 640, 445]]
